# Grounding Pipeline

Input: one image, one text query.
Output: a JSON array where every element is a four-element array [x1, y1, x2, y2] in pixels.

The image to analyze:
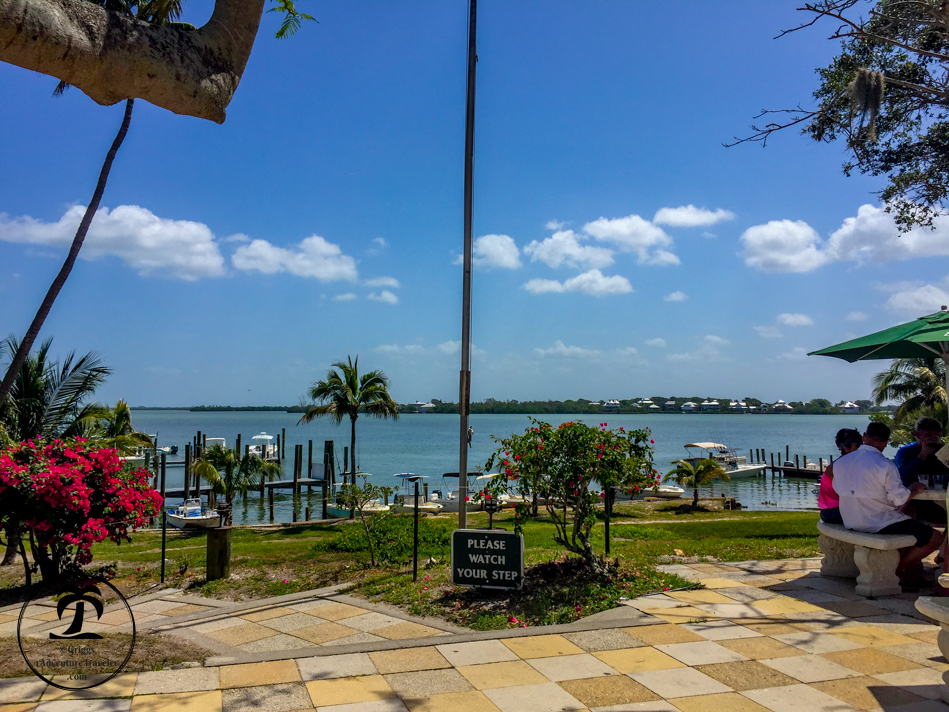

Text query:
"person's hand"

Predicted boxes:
[[910, 482, 928, 497]]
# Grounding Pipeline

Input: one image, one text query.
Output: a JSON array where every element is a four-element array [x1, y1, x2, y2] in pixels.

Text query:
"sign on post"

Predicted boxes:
[[451, 529, 524, 589]]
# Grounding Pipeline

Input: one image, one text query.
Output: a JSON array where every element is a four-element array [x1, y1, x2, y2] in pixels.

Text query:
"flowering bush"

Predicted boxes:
[[0, 439, 162, 582], [485, 419, 655, 569]]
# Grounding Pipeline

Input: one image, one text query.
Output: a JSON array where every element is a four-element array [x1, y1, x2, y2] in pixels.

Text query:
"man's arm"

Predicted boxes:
[[884, 461, 915, 508]]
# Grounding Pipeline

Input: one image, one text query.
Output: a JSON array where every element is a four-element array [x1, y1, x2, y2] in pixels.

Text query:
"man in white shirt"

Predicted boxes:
[[833, 422, 944, 587]]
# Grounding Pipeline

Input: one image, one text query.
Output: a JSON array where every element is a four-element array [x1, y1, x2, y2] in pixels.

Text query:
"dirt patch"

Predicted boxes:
[[0, 632, 214, 679]]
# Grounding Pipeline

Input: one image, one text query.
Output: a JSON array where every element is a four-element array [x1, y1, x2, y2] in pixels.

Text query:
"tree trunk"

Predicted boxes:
[[0, 99, 133, 404], [0, 0, 264, 123], [1, 521, 20, 566], [692, 487, 699, 508], [349, 416, 357, 519]]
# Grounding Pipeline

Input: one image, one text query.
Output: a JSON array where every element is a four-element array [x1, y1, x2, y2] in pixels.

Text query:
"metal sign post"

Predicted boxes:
[[458, 0, 478, 531]]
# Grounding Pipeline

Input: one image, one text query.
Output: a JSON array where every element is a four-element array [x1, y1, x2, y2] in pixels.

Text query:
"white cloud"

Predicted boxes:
[[545, 220, 566, 230], [364, 276, 400, 288], [667, 335, 730, 362], [454, 234, 522, 269], [232, 235, 358, 281], [534, 340, 601, 358], [645, 338, 666, 347], [777, 313, 814, 326], [701, 231, 717, 239], [375, 343, 424, 354], [742, 205, 949, 274], [846, 311, 868, 321], [653, 205, 736, 227], [523, 269, 633, 297], [740, 219, 830, 273], [583, 214, 679, 266], [372, 237, 387, 249], [333, 293, 357, 301], [827, 204, 949, 263], [664, 291, 687, 302], [437, 341, 460, 355], [0, 204, 226, 280], [883, 283, 949, 315], [754, 325, 783, 339], [616, 347, 640, 357], [223, 233, 251, 243], [523, 229, 614, 269], [778, 347, 808, 361], [368, 290, 399, 304]]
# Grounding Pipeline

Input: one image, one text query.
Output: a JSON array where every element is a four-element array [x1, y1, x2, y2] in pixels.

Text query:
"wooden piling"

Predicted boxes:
[[322, 452, 329, 520], [305, 506, 310, 521], [269, 487, 274, 522], [276, 434, 281, 464], [293, 444, 300, 494], [786, 445, 790, 461], [293, 510, 298, 523], [206, 527, 232, 581], [424, 482, 429, 501], [343, 446, 349, 485], [795, 454, 800, 470], [184, 444, 192, 499], [282, 428, 286, 458], [770, 452, 775, 474], [236, 434, 242, 458], [308, 440, 313, 491]]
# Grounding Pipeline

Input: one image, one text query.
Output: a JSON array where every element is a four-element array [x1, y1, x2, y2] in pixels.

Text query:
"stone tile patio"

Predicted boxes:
[[5, 556, 949, 710]]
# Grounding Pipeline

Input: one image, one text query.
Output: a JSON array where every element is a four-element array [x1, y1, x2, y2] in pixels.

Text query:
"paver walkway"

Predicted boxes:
[[4, 557, 949, 711]]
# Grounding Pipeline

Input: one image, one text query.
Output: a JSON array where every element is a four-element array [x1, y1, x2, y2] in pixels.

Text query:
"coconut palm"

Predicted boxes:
[[193, 444, 283, 525], [873, 358, 946, 421], [0, 335, 110, 443], [89, 399, 152, 455], [0, 335, 111, 566], [664, 458, 730, 509], [298, 356, 400, 476]]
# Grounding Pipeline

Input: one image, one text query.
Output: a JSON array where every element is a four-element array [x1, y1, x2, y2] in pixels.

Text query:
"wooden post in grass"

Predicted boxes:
[[160, 453, 167, 582], [605, 486, 613, 556], [206, 527, 231, 580]]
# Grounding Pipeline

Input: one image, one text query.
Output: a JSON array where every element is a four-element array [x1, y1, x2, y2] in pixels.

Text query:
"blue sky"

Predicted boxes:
[[2, 1, 947, 406]]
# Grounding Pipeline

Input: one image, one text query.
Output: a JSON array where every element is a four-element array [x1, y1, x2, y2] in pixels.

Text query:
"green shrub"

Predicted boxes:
[[314, 515, 453, 564]]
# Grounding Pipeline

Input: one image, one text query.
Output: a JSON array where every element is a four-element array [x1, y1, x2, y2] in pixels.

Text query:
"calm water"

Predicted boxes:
[[131, 411, 875, 524]]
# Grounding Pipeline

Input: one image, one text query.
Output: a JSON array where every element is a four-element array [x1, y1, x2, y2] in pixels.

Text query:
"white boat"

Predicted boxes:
[[392, 474, 444, 514], [430, 473, 492, 512], [648, 485, 685, 499], [166, 498, 221, 529], [682, 442, 766, 479]]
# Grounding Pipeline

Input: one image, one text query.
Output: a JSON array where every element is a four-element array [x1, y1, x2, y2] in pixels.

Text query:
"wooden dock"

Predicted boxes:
[[265, 478, 324, 490]]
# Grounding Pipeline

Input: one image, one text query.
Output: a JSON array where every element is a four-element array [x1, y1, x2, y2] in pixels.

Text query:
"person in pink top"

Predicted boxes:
[[819, 428, 863, 524]]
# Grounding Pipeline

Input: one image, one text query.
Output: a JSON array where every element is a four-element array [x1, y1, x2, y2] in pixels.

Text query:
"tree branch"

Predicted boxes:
[[0, 0, 265, 123]]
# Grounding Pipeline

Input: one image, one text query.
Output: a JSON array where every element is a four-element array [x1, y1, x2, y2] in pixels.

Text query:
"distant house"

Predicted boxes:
[[772, 399, 793, 411], [840, 401, 861, 413], [602, 399, 621, 412], [700, 400, 720, 413], [664, 399, 678, 412], [729, 400, 748, 413], [649, 404, 660, 410], [681, 401, 698, 413], [640, 399, 654, 407], [419, 402, 437, 412]]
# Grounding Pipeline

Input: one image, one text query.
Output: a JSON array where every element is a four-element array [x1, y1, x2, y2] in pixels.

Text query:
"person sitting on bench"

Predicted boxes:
[[833, 421, 944, 588]]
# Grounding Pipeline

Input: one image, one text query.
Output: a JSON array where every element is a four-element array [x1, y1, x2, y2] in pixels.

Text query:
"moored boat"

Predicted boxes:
[[166, 498, 221, 529], [682, 442, 766, 479]]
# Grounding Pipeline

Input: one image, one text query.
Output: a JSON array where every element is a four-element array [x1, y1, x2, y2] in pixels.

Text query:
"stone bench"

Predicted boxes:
[[817, 521, 916, 597], [915, 595, 949, 703]]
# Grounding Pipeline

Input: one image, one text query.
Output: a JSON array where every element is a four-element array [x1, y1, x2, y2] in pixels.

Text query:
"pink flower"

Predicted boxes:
[[508, 616, 519, 623], [283, 579, 289, 583]]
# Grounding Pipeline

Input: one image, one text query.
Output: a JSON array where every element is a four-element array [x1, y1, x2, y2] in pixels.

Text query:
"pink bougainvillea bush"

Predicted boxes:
[[0, 439, 162, 582]]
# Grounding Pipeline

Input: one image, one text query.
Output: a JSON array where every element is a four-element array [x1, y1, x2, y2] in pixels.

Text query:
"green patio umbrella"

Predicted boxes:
[[809, 307, 949, 396]]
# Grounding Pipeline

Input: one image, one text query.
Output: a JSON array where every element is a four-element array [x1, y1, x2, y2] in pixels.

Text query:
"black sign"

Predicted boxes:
[[451, 529, 524, 589]]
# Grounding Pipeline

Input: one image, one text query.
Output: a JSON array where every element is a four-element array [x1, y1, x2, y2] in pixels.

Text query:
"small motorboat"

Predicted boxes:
[[166, 498, 221, 529], [157, 445, 178, 455], [393, 474, 444, 514], [649, 485, 685, 499]]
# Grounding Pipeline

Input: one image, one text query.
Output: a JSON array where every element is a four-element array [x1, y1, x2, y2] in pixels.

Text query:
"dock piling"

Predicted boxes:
[[322, 451, 329, 520], [282, 428, 286, 459], [184, 444, 192, 499]]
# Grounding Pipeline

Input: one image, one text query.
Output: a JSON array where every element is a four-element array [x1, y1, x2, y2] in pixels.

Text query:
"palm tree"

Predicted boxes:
[[88, 399, 153, 455], [0, 0, 195, 405], [193, 444, 282, 525], [298, 356, 400, 476], [873, 358, 946, 421], [0, 335, 111, 566], [664, 458, 730, 509]]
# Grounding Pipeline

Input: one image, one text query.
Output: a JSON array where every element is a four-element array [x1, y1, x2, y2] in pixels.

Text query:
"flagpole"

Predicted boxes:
[[458, 0, 478, 531]]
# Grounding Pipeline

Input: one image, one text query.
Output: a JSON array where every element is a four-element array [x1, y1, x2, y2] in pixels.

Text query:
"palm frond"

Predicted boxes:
[[268, 0, 317, 39]]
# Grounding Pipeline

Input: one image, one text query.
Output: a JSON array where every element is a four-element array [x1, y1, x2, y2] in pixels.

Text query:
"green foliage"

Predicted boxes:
[[664, 458, 730, 508], [315, 516, 453, 565], [298, 356, 399, 475], [484, 419, 656, 567], [268, 0, 317, 39], [337, 480, 395, 566], [192, 444, 282, 524]]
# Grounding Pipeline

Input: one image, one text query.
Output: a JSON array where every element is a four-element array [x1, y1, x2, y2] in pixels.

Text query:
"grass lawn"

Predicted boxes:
[[0, 500, 821, 632]]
